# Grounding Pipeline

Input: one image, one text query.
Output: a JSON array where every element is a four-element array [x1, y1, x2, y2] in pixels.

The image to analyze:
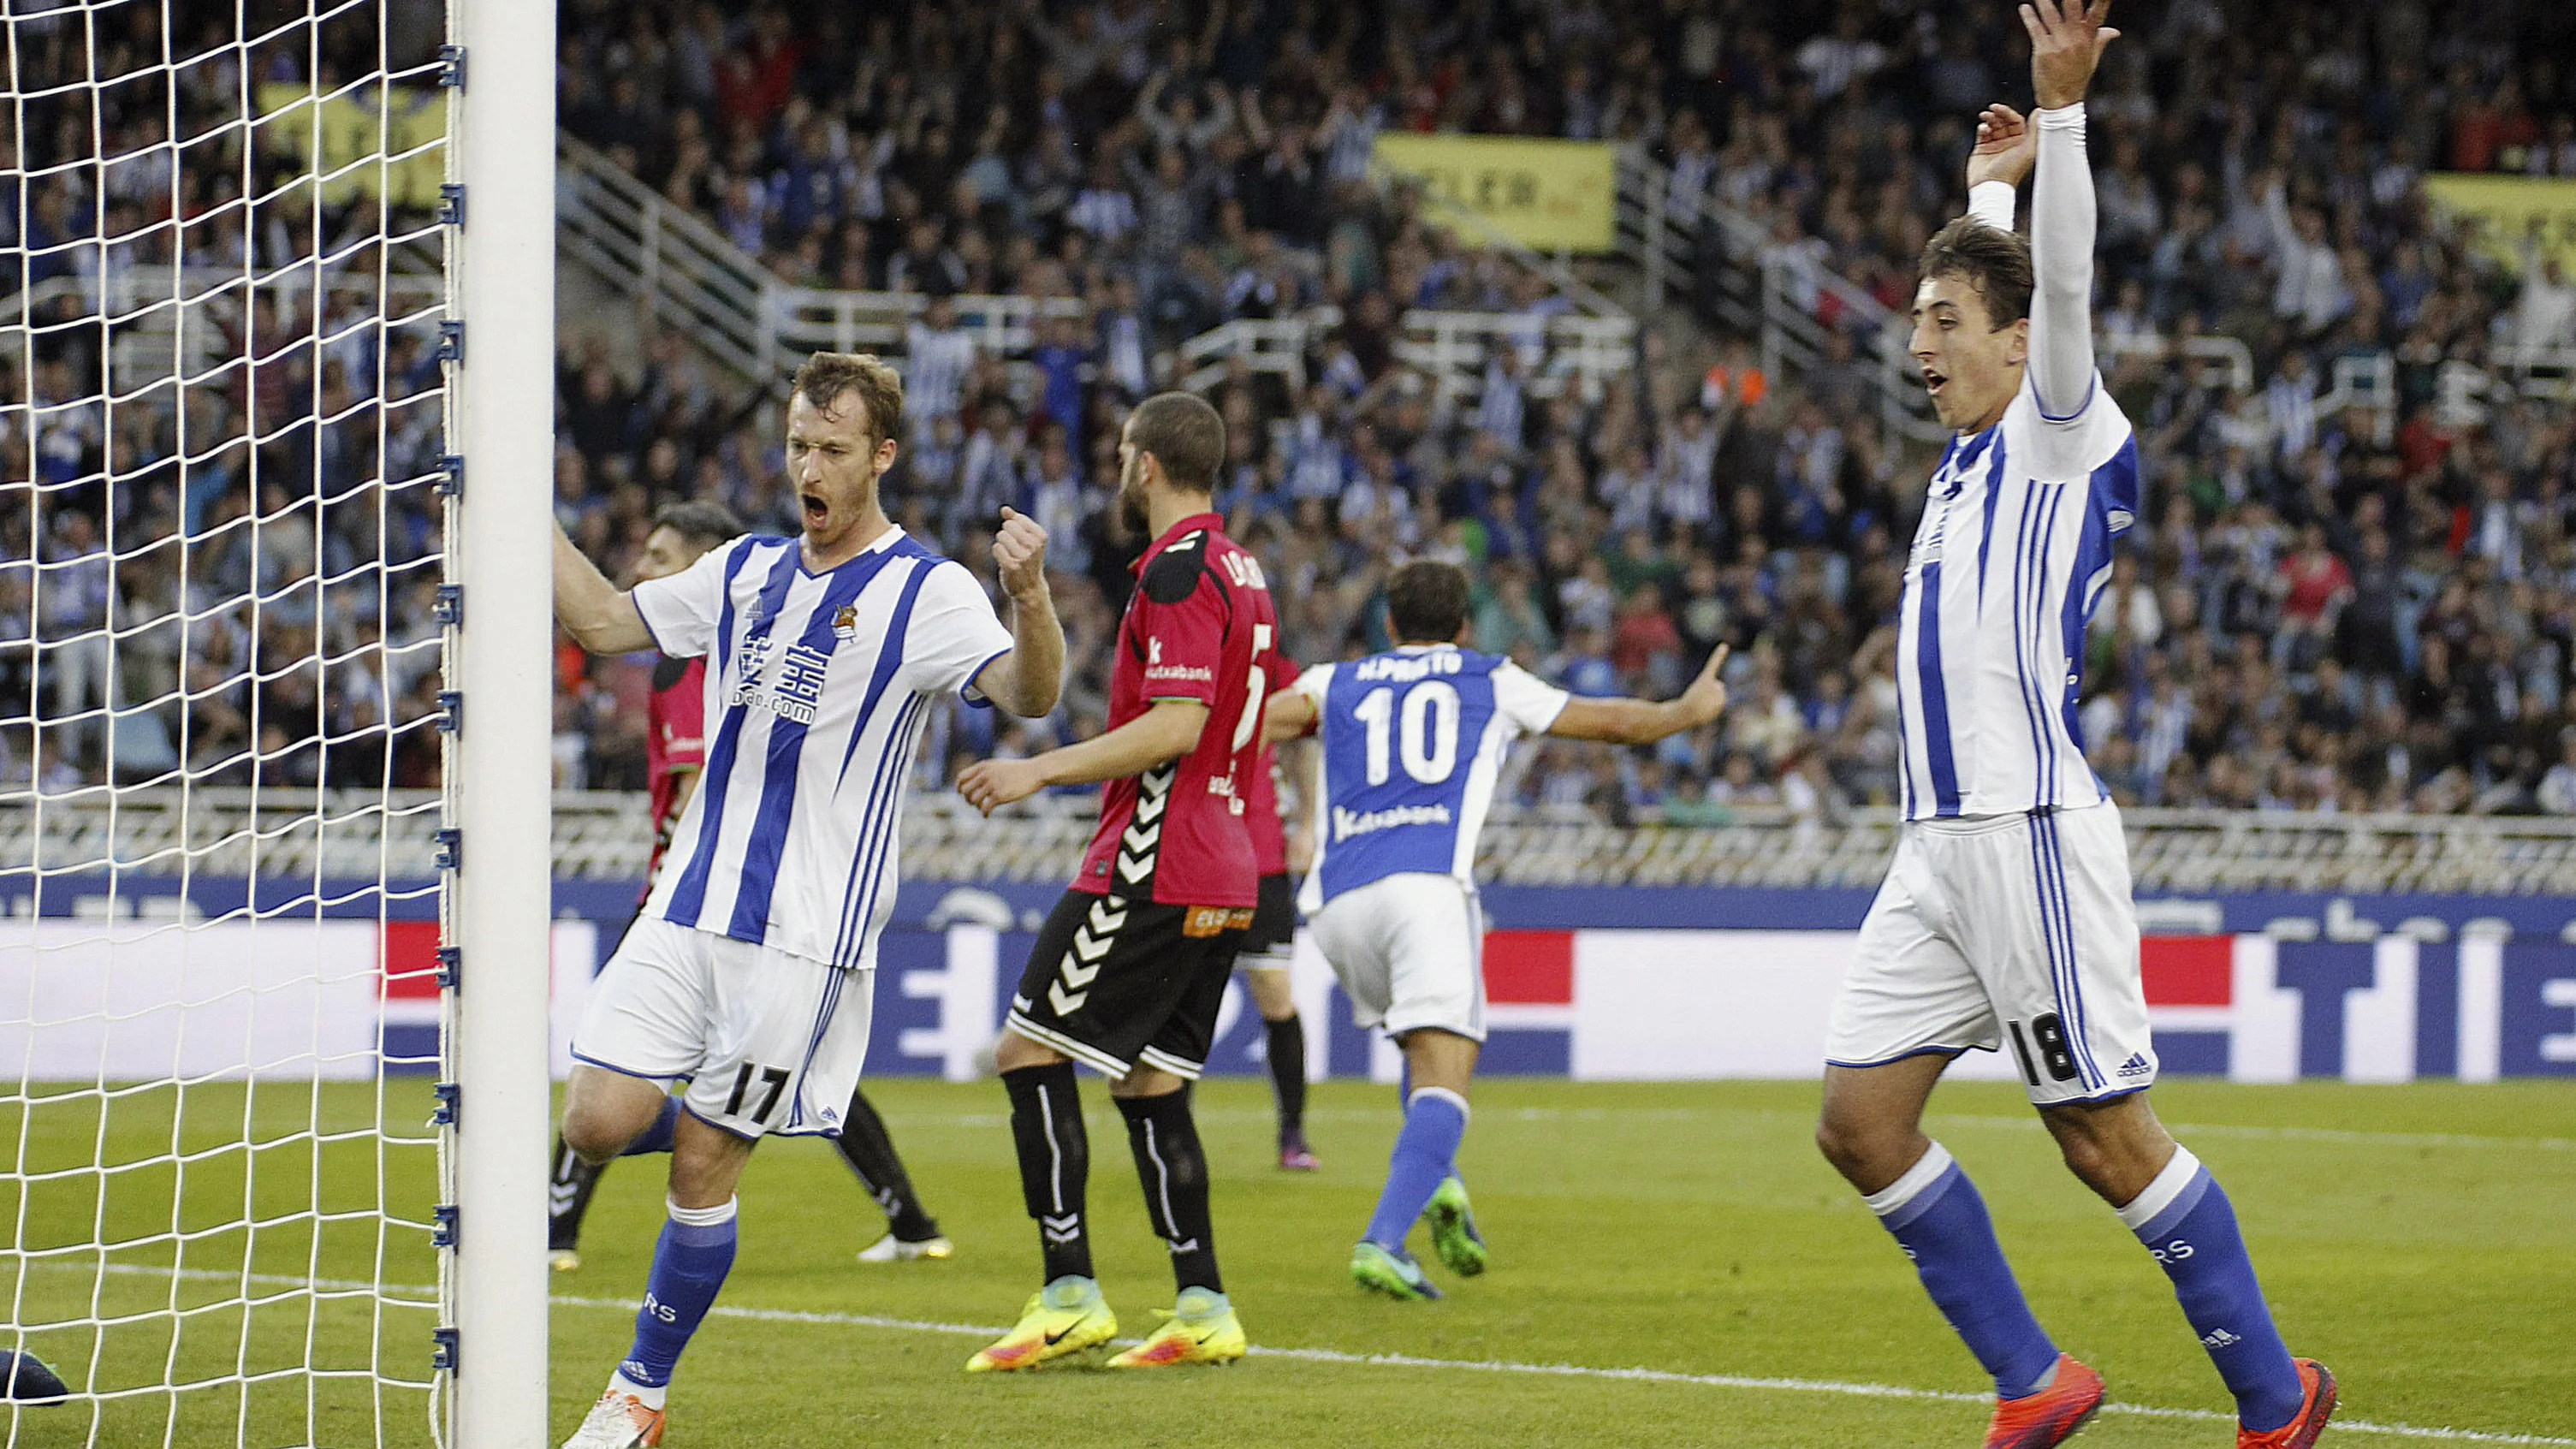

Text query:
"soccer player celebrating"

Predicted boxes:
[[955, 392, 1276, 1371], [546, 501, 957, 1275], [1238, 703, 1320, 1171], [549, 353, 1063, 1449], [1814, 6, 2336, 1447], [1263, 561, 1730, 1300]]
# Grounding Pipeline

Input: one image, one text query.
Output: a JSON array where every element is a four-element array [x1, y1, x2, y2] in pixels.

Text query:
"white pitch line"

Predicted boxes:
[[39, 1263, 2576, 1446], [536, 1292, 2574, 1446]]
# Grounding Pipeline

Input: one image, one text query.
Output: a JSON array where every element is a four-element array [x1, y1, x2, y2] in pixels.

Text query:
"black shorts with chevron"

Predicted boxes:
[[1006, 889, 1251, 1080]]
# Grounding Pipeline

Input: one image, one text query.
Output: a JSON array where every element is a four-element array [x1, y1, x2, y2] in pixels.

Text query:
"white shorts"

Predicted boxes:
[[1308, 873, 1486, 1042], [572, 916, 875, 1140], [1826, 803, 2156, 1105]]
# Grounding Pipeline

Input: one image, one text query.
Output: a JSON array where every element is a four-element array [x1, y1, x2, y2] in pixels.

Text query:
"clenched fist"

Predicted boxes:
[[994, 507, 1049, 603]]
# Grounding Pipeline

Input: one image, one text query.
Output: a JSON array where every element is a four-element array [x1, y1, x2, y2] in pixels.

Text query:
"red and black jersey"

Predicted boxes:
[[1072, 512, 1277, 908], [642, 654, 707, 900]]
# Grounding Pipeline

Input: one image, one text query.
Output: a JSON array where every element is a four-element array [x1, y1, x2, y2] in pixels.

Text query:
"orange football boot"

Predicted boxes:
[[1985, 1354, 2106, 1449], [2237, 1359, 2336, 1449]]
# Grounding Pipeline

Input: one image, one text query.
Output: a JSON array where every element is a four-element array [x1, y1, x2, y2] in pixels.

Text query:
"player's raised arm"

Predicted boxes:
[[553, 518, 656, 656], [1546, 644, 1730, 746], [2021, 0, 2117, 421], [969, 508, 1067, 718]]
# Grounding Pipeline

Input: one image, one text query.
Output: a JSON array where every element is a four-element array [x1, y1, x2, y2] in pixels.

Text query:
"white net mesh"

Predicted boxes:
[[2, 2, 454, 1444]]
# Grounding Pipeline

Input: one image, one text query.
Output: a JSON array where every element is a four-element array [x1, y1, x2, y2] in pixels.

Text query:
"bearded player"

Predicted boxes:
[[955, 392, 1276, 1372], [546, 501, 959, 1275], [1813, 6, 2335, 1447], [551, 353, 1063, 1447]]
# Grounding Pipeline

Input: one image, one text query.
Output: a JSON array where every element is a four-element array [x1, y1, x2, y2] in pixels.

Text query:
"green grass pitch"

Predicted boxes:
[[3, 1076, 2571, 1447]]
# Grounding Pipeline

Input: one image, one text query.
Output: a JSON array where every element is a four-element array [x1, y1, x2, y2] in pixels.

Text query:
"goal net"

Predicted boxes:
[[2, 2, 465, 1444]]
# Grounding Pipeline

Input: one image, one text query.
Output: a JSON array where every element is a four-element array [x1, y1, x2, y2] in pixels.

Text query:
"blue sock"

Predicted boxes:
[[1362, 1088, 1467, 1251], [618, 1197, 738, 1390], [620, 1096, 680, 1157], [1867, 1143, 2061, 1400], [2121, 1149, 2305, 1432]]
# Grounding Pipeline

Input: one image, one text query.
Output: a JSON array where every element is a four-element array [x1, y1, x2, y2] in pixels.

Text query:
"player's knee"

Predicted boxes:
[[1813, 1113, 1892, 1184], [667, 1134, 751, 1209], [559, 1106, 629, 1165], [994, 1031, 1060, 1074]]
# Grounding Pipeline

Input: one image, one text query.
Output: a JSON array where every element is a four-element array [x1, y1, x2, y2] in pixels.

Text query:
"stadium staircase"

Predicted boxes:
[[553, 133, 1640, 412]]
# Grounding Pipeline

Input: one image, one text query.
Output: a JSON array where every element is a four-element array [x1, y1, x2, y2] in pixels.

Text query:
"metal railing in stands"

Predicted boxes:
[[1615, 149, 2416, 451], [558, 132, 1629, 408], [556, 133, 1084, 384], [1176, 306, 1641, 413], [14, 788, 2576, 900], [4, 267, 443, 396]]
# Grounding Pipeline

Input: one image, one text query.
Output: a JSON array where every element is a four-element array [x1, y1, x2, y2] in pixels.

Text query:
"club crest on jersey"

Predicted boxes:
[[833, 603, 861, 642]]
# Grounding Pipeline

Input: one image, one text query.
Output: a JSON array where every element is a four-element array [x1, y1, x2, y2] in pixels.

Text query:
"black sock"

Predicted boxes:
[[834, 1087, 941, 1241], [547, 1136, 605, 1253], [1264, 1014, 1309, 1144], [1003, 1063, 1092, 1283], [1117, 1089, 1221, 1296]]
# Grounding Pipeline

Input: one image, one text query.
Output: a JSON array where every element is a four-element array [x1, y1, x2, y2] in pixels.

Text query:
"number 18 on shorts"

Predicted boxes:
[[1825, 805, 2158, 1105]]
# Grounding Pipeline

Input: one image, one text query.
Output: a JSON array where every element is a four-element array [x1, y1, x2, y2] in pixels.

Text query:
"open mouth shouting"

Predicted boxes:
[[802, 490, 830, 531], [1921, 366, 1949, 398]]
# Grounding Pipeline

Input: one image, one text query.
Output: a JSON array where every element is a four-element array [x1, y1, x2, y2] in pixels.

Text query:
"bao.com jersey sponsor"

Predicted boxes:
[[630, 529, 1013, 968], [1290, 644, 1570, 914]]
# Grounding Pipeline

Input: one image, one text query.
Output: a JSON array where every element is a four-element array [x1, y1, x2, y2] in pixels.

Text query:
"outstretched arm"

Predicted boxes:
[[954, 701, 1208, 815], [1547, 645, 1730, 746], [2021, 0, 2119, 421]]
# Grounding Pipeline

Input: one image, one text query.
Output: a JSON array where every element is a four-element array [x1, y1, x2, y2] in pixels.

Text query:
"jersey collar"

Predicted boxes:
[[1130, 511, 1224, 574], [802, 521, 906, 576]]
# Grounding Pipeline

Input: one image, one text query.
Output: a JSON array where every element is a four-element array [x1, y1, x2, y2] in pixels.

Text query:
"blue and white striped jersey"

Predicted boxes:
[[1896, 378, 2140, 820], [1288, 645, 1569, 912], [632, 527, 1013, 967]]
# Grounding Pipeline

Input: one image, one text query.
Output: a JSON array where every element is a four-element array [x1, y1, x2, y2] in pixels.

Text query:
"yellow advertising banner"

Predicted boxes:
[[255, 82, 447, 211], [2424, 172, 2576, 277], [1372, 134, 1617, 253]]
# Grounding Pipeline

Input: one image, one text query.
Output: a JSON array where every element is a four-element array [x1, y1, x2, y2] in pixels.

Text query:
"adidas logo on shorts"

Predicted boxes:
[[2116, 1053, 2153, 1078]]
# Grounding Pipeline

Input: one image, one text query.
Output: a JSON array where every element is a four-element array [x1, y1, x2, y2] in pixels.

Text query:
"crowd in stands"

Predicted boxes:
[[10, 0, 2576, 825]]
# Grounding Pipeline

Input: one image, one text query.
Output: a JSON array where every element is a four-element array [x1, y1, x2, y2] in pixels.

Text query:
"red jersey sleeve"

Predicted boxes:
[[1128, 552, 1227, 706]]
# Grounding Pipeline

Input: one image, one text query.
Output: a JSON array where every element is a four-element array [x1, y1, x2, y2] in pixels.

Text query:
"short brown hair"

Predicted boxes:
[[1125, 392, 1226, 493], [791, 352, 905, 442], [1386, 559, 1471, 644], [650, 499, 745, 551], [1919, 217, 2033, 330]]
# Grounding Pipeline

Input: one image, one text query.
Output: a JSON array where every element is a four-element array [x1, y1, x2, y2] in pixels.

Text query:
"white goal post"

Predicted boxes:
[[0, 0, 552, 1444], [447, 0, 553, 1443]]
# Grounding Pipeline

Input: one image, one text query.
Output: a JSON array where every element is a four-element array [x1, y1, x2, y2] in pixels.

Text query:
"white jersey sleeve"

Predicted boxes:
[[1493, 660, 1571, 737], [2022, 102, 2108, 480], [903, 561, 1016, 701], [630, 538, 743, 659], [1288, 661, 1335, 707]]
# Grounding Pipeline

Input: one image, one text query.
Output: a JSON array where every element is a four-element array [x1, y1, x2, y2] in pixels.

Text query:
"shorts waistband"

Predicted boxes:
[[1906, 801, 2113, 837]]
